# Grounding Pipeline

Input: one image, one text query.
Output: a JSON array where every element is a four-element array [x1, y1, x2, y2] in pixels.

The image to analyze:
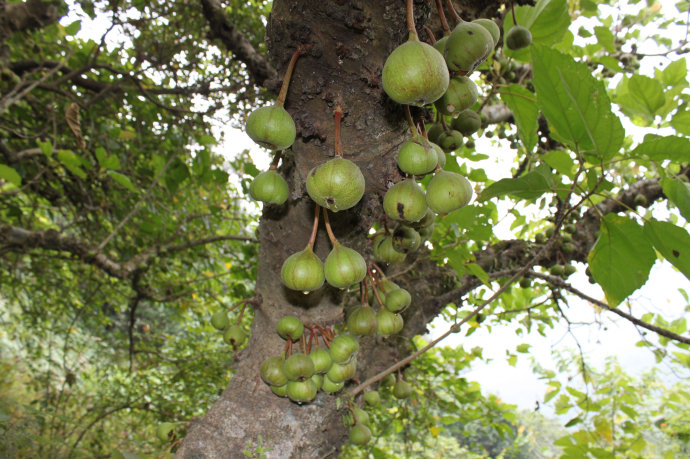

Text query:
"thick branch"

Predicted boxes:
[[200, 0, 277, 87]]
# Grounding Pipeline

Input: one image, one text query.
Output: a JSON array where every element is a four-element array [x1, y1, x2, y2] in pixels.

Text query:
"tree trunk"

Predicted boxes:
[[176, 1, 502, 457]]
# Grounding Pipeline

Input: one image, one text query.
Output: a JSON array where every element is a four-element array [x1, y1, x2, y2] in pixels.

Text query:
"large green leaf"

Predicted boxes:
[[629, 135, 690, 162], [661, 178, 690, 221], [588, 215, 656, 306], [531, 46, 623, 160], [644, 220, 690, 280], [0, 164, 21, 187], [660, 57, 687, 87], [499, 84, 538, 151], [478, 164, 554, 201], [671, 110, 690, 136], [504, 0, 571, 61], [615, 75, 666, 122]]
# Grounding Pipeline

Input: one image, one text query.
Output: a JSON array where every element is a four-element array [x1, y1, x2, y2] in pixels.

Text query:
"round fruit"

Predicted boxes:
[[309, 347, 333, 374], [377, 307, 400, 335], [277, 315, 304, 341], [505, 25, 532, 51], [535, 233, 547, 244], [393, 379, 414, 399], [261, 356, 288, 387], [310, 373, 324, 391], [382, 37, 449, 106], [353, 407, 370, 426], [326, 357, 357, 383], [519, 277, 531, 288], [384, 288, 411, 313], [245, 105, 296, 150], [329, 334, 359, 364], [363, 390, 381, 406], [349, 423, 372, 445], [545, 226, 555, 237], [444, 22, 494, 74], [271, 384, 288, 397], [634, 193, 648, 206], [372, 234, 406, 264], [383, 179, 428, 223], [324, 243, 367, 289], [433, 34, 449, 55], [434, 76, 478, 116], [284, 353, 315, 381], [549, 264, 565, 276], [347, 305, 378, 335], [411, 208, 436, 228], [392, 225, 421, 253], [426, 171, 473, 214], [280, 246, 324, 292], [563, 264, 577, 276], [397, 137, 438, 176], [438, 130, 464, 152], [287, 379, 318, 404], [426, 123, 444, 143], [431, 142, 446, 168], [210, 311, 229, 330], [562, 242, 576, 255], [564, 223, 576, 234], [451, 110, 482, 136], [322, 376, 345, 393], [223, 325, 246, 348], [418, 223, 434, 241], [156, 422, 175, 442], [249, 170, 289, 205], [472, 18, 500, 48], [306, 158, 365, 212]]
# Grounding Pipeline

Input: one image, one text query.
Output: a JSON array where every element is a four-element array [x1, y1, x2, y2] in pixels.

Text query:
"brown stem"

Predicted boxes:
[[511, 2, 519, 27], [334, 103, 343, 158], [434, 0, 451, 33], [404, 105, 418, 136], [307, 204, 321, 248], [443, 0, 461, 24], [406, 0, 418, 38], [321, 207, 338, 246], [276, 48, 302, 106], [423, 25, 437, 44], [269, 150, 283, 170]]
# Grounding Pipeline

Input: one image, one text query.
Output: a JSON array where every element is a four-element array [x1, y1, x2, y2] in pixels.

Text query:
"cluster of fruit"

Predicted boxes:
[[209, 301, 250, 349]]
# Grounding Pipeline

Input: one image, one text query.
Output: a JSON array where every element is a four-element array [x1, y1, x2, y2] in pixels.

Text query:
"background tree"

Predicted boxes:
[[0, 0, 688, 457]]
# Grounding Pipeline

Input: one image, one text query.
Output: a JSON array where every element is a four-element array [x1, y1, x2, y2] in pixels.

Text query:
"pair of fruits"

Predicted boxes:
[[210, 310, 247, 349]]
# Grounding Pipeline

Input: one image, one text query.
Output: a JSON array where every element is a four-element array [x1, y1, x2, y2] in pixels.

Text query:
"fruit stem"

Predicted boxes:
[[269, 150, 283, 170], [334, 103, 343, 158], [360, 279, 368, 306], [443, 0, 461, 24], [423, 25, 436, 45], [307, 204, 321, 248], [404, 105, 418, 136], [406, 0, 418, 39], [434, 0, 451, 34], [236, 302, 247, 324], [511, 2, 519, 27], [322, 206, 339, 246], [276, 48, 302, 106]]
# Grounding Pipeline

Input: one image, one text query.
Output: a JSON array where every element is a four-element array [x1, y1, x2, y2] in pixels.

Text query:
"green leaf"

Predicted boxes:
[[671, 110, 690, 136], [504, 0, 571, 61], [107, 171, 137, 192], [0, 164, 21, 187], [644, 220, 690, 280], [38, 140, 53, 157], [629, 135, 690, 162], [478, 164, 554, 201], [594, 26, 615, 52], [57, 150, 87, 179], [661, 57, 687, 87], [64, 20, 81, 36], [588, 215, 656, 306], [661, 178, 690, 221], [542, 150, 575, 179], [531, 46, 623, 159], [465, 263, 490, 286], [617, 75, 666, 120], [516, 343, 531, 353], [499, 84, 539, 151]]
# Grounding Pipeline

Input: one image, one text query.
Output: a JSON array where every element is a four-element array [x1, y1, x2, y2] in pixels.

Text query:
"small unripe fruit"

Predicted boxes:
[[426, 171, 473, 214], [284, 353, 315, 381], [535, 233, 547, 244], [550, 264, 565, 276], [392, 225, 421, 253], [277, 316, 304, 341], [261, 356, 288, 387], [562, 242, 576, 255], [270, 384, 288, 397], [249, 170, 289, 205], [326, 357, 357, 383], [210, 311, 229, 330], [451, 110, 482, 136], [377, 307, 401, 335], [634, 194, 648, 206], [384, 288, 411, 313], [397, 137, 438, 176], [324, 243, 367, 289], [322, 376, 345, 393], [563, 264, 577, 276], [363, 390, 381, 406], [393, 379, 414, 399], [246, 105, 296, 150], [373, 234, 406, 264], [306, 158, 365, 211], [287, 379, 318, 404], [438, 130, 464, 152], [434, 76, 478, 116], [329, 334, 359, 364], [444, 22, 494, 74], [472, 18, 500, 48], [349, 423, 372, 445], [280, 246, 324, 292], [223, 325, 246, 348], [383, 179, 428, 223], [309, 347, 333, 374], [505, 25, 532, 51], [352, 407, 370, 426], [156, 422, 175, 442], [347, 305, 378, 335]]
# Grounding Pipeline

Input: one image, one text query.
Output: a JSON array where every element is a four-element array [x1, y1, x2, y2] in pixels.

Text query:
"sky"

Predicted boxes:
[[65, 0, 690, 415]]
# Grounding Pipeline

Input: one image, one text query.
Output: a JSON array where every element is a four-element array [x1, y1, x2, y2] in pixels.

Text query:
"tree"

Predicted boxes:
[[1, 0, 689, 457]]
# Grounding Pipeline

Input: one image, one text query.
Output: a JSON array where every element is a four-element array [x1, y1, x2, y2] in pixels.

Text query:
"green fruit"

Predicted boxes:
[[392, 225, 421, 253], [223, 325, 246, 348], [261, 356, 288, 387], [634, 193, 648, 206], [451, 110, 481, 136], [418, 223, 434, 241], [564, 223, 576, 234], [349, 423, 372, 445], [397, 136, 438, 176], [382, 37, 450, 106], [378, 278, 400, 294], [519, 278, 531, 288], [393, 379, 413, 399], [377, 307, 401, 335], [426, 171, 473, 214], [426, 123, 444, 143], [545, 226, 555, 237], [562, 242, 576, 255], [287, 379, 318, 404], [535, 233, 547, 244], [384, 288, 411, 313], [438, 130, 464, 152], [434, 76, 478, 116], [363, 390, 381, 406], [383, 178, 428, 223], [381, 373, 396, 387], [329, 334, 359, 364], [280, 246, 324, 292], [309, 347, 333, 374], [472, 18, 500, 48], [505, 25, 532, 51], [284, 353, 315, 381], [433, 34, 449, 55], [444, 22, 494, 74], [156, 422, 175, 442], [411, 208, 436, 228], [326, 357, 357, 383], [353, 407, 370, 426], [563, 264, 577, 276], [322, 376, 345, 393], [324, 243, 367, 289], [210, 311, 229, 330], [270, 384, 288, 397], [347, 305, 378, 335], [277, 315, 304, 341], [306, 158, 365, 212], [249, 170, 289, 205], [246, 105, 296, 150], [310, 373, 324, 391], [373, 234, 406, 264], [549, 264, 565, 276], [431, 142, 446, 169]]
